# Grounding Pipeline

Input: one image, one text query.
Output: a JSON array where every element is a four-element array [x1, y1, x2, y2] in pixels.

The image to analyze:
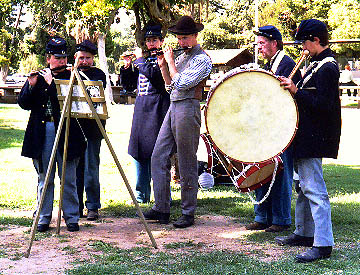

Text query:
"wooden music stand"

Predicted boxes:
[[25, 66, 157, 258]]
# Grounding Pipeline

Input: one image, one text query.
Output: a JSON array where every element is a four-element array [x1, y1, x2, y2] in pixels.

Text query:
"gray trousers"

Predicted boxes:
[[294, 158, 334, 247], [151, 99, 201, 216]]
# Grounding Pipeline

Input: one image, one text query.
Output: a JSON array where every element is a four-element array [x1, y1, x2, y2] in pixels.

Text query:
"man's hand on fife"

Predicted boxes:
[[28, 71, 39, 87], [163, 47, 174, 64], [39, 68, 53, 86]]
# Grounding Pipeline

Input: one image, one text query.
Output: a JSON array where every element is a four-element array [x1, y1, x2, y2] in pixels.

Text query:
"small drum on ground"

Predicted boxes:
[[205, 68, 298, 164]]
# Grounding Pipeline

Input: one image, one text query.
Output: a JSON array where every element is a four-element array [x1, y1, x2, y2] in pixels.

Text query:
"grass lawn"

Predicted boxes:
[[1, 103, 360, 274]]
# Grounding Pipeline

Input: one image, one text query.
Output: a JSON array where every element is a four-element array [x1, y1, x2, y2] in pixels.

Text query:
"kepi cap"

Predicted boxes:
[[46, 37, 67, 57], [295, 19, 328, 43], [120, 50, 134, 59], [144, 24, 162, 39], [254, 25, 282, 41], [75, 40, 97, 55], [168, 16, 204, 35]]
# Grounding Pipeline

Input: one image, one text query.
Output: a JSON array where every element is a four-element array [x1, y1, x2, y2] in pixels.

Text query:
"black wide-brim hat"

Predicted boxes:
[[168, 16, 204, 35]]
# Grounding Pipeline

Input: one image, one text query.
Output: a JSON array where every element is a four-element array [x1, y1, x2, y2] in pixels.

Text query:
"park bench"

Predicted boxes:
[[339, 85, 360, 108], [0, 83, 24, 104]]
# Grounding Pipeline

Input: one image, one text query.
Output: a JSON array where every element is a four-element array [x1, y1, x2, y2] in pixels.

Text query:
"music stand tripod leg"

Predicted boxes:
[[74, 70, 158, 249], [56, 95, 73, 234]]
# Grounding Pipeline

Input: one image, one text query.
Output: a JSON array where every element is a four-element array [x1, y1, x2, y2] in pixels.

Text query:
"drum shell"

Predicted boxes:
[[200, 133, 283, 193]]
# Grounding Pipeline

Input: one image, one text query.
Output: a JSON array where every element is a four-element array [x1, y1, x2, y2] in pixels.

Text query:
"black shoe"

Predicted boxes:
[[67, 223, 79, 232], [265, 224, 290, 233], [173, 214, 194, 228], [245, 222, 268, 230], [275, 233, 314, 247], [87, 209, 99, 221], [142, 209, 170, 224], [37, 224, 50, 232], [296, 246, 332, 263]]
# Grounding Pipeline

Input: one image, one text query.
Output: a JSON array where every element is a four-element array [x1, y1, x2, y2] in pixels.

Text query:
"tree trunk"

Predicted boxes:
[[97, 33, 114, 104], [0, 64, 9, 84]]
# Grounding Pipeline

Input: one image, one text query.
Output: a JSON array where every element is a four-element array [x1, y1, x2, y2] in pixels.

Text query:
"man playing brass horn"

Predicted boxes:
[[278, 19, 341, 263], [246, 26, 301, 233]]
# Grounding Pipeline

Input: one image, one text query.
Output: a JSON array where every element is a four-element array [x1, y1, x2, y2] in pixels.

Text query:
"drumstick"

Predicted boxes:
[[288, 50, 310, 80]]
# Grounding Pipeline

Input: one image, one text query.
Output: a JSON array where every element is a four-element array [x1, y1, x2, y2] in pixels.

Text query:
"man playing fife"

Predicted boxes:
[[277, 19, 341, 263], [18, 37, 86, 232], [245, 25, 301, 233], [74, 40, 107, 221], [143, 16, 212, 228], [126, 24, 170, 204]]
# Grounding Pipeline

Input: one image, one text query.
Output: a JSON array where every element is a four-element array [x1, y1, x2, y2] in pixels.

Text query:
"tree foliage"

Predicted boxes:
[[328, 0, 360, 58], [201, 0, 255, 50], [0, 0, 27, 81], [3, 0, 360, 77], [258, 0, 360, 59]]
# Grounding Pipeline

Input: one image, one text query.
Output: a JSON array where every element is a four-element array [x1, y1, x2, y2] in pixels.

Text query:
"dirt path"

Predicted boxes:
[[0, 211, 291, 274]]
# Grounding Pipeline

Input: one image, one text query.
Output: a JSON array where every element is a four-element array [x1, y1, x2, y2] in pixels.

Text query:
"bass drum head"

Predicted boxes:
[[205, 70, 297, 163]]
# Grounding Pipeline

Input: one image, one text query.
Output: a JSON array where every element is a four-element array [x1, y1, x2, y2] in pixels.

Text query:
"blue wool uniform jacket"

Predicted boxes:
[[269, 54, 302, 85], [77, 67, 107, 140], [18, 70, 86, 161], [127, 56, 170, 161], [293, 48, 341, 159]]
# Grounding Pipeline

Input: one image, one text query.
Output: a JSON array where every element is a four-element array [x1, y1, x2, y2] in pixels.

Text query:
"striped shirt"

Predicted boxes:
[[168, 44, 212, 101]]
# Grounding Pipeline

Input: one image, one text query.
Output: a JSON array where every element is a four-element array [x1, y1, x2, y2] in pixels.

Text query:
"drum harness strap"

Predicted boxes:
[[299, 57, 337, 90], [202, 133, 281, 204], [246, 157, 281, 205], [269, 50, 285, 75]]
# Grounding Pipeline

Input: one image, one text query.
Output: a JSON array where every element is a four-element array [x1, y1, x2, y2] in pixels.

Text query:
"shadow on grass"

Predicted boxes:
[[102, 195, 254, 227], [0, 122, 25, 150]]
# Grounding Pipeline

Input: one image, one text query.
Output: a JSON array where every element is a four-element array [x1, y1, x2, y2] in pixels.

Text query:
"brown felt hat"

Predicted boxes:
[[168, 16, 204, 35]]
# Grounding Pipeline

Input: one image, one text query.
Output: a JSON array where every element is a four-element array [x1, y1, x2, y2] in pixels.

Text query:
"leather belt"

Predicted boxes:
[[44, 116, 54, 122]]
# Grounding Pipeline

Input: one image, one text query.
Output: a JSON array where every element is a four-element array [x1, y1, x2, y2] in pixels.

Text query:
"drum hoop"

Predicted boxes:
[[204, 69, 299, 164]]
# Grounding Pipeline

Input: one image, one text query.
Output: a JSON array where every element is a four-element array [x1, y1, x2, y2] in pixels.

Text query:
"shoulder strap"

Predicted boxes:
[[300, 57, 336, 89], [79, 70, 91, 81], [270, 51, 285, 75]]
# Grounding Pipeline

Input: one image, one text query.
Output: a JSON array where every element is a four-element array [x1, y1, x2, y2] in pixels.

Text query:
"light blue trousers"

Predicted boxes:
[[33, 122, 80, 225], [294, 158, 334, 247]]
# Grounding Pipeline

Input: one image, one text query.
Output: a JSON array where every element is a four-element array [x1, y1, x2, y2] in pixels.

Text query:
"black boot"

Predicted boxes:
[[142, 209, 170, 224], [275, 233, 314, 247], [173, 214, 194, 228], [296, 246, 332, 263]]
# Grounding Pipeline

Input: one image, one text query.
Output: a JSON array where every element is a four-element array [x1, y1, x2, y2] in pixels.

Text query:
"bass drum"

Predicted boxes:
[[205, 68, 298, 163]]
